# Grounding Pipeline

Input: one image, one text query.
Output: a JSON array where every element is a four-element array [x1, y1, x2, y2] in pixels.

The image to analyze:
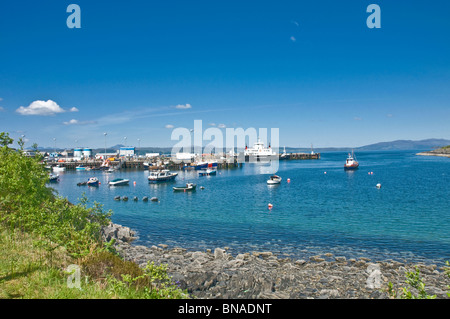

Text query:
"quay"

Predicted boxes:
[[45, 152, 320, 171]]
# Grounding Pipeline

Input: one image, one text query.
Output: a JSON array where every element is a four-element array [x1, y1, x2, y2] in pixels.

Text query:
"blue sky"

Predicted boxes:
[[0, 0, 449, 149]]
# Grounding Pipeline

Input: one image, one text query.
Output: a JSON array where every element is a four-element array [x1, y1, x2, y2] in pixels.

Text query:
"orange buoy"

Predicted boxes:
[[287, 178, 291, 183], [268, 203, 273, 209]]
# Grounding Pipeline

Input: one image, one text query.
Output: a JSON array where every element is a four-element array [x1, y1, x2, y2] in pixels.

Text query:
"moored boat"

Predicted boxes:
[[87, 177, 99, 186], [173, 182, 196, 192], [148, 169, 178, 183], [52, 165, 66, 172], [48, 173, 59, 182], [108, 178, 130, 186], [76, 165, 86, 171], [198, 168, 217, 176], [267, 175, 282, 185]]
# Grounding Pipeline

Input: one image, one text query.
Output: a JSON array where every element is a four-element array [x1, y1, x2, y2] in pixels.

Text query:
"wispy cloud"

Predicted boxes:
[[63, 119, 97, 125], [218, 123, 226, 128], [290, 36, 296, 42], [16, 100, 78, 116], [174, 103, 192, 109], [0, 106, 4, 112], [291, 20, 299, 27], [354, 117, 363, 121], [165, 124, 174, 129], [386, 113, 393, 118]]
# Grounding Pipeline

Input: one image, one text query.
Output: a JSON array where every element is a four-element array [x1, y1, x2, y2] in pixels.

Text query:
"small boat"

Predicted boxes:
[[87, 177, 99, 186], [114, 196, 121, 201], [267, 175, 282, 185], [344, 151, 359, 170], [133, 196, 138, 201], [142, 196, 149, 202], [76, 165, 86, 171], [48, 173, 59, 182], [173, 182, 197, 192], [150, 197, 158, 202], [52, 165, 66, 172], [148, 169, 178, 183], [77, 181, 87, 186], [108, 178, 130, 186], [198, 168, 217, 176], [122, 196, 128, 201]]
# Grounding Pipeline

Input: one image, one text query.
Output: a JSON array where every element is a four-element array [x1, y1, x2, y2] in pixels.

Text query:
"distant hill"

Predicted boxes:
[[28, 138, 450, 153], [356, 139, 450, 151]]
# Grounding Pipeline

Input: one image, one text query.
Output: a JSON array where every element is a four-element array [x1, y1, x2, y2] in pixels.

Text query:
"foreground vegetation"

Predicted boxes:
[[0, 132, 188, 299]]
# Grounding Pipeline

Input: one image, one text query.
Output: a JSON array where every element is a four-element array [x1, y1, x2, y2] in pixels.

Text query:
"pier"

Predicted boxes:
[[45, 152, 320, 171]]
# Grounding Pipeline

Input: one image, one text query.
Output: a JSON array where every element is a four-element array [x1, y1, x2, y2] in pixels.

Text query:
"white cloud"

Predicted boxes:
[[16, 100, 78, 116], [290, 36, 296, 42], [218, 123, 226, 128], [386, 113, 393, 118], [354, 117, 363, 121], [209, 123, 216, 126], [165, 124, 174, 129], [63, 119, 97, 125], [0, 106, 4, 112], [291, 20, 299, 27], [0, 98, 3, 101], [175, 103, 192, 109]]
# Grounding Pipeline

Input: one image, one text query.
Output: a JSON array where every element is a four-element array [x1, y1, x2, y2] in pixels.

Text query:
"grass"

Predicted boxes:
[[0, 226, 189, 299]]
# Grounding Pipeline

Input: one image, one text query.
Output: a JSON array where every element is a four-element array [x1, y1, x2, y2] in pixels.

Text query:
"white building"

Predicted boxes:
[[119, 147, 135, 157]]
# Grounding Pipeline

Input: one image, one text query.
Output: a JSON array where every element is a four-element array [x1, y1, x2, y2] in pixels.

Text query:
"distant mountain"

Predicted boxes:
[[356, 139, 450, 151]]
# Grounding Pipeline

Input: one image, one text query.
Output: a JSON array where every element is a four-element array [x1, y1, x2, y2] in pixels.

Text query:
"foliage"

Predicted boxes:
[[388, 266, 436, 299], [0, 131, 189, 299]]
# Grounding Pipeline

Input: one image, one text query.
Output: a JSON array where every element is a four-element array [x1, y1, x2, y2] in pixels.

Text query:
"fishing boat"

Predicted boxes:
[[344, 151, 359, 170], [173, 182, 196, 192], [148, 169, 178, 183], [48, 173, 59, 182], [198, 168, 217, 176], [267, 175, 282, 185], [87, 177, 99, 186], [108, 178, 130, 186]]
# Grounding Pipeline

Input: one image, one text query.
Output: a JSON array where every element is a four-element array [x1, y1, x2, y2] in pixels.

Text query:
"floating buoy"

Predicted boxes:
[[324, 172, 327, 174], [376, 183, 381, 189], [287, 178, 291, 183], [200, 186, 205, 189], [133, 181, 136, 185], [268, 203, 273, 209]]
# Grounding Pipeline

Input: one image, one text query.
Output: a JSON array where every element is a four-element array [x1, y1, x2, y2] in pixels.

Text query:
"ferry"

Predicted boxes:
[[148, 169, 178, 183], [244, 139, 277, 162], [344, 151, 359, 170]]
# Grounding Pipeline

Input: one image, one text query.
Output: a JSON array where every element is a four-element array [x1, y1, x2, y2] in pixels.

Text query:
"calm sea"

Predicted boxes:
[[51, 150, 450, 265]]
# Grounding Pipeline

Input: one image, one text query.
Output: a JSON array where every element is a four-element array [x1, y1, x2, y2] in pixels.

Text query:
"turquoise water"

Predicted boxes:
[[51, 150, 450, 265]]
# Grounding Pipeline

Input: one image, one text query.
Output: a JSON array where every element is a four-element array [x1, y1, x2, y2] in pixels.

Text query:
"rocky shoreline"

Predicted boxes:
[[417, 147, 450, 158], [101, 222, 450, 299]]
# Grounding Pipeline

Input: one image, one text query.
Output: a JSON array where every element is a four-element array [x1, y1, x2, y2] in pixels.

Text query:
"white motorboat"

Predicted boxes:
[[173, 182, 196, 192], [48, 173, 59, 182], [52, 165, 66, 172], [267, 175, 282, 185], [148, 169, 178, 183], [108, 178, 129, 186], [198, 168, 217, 176]]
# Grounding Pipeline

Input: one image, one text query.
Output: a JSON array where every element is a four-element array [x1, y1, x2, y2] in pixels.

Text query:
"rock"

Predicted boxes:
[[214, 248, 225, 260]]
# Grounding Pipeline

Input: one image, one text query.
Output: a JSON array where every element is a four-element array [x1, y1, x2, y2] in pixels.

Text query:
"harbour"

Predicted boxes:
[[50, 149, 450, 267]]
